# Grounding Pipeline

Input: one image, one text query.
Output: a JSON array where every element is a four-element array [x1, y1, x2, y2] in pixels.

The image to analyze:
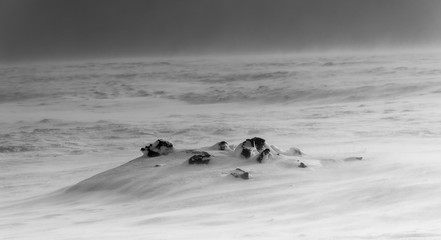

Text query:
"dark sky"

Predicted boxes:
[[1, 0, 441, 61]]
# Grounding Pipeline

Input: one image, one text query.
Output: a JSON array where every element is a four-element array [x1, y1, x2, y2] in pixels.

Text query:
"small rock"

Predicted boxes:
[[188, 153, 211, 165], [298, 162, 307, 168]]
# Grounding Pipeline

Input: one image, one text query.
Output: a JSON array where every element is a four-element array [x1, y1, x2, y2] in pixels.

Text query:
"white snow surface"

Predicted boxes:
[[1, 51, 441, 239]]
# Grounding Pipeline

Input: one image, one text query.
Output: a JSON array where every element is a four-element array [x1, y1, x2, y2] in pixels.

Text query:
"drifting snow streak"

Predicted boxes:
[[1, 53, 440, 104], [2, 51, 441, 240]]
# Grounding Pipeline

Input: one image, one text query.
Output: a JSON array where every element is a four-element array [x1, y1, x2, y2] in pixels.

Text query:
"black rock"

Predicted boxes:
[[256, 149, 271, 163], [251, 137, 266, 152], [241, 148, 252, 159], [231, 168, 249, 180], [154, 139, 173, 149], [147, 148, 161, 157], [218, 141, 228, 150], [141, 144, 159, 157], [188, 152, 211, 165], [298, 162, 307, 168], [141, 139, 174, 158]]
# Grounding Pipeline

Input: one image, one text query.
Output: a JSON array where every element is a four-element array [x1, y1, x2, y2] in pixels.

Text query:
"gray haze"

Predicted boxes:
[[1, 0, 441, 61]]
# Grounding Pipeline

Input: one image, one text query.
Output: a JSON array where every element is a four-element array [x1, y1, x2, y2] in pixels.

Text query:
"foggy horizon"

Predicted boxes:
[[1, 0, 441, 62]]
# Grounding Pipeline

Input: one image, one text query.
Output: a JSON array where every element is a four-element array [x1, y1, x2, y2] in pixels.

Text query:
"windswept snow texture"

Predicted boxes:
[[1, 51, 441, 240]]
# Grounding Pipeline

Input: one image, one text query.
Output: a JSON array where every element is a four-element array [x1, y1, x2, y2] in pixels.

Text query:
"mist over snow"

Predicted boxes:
[[1, 0, 441, 239], [1, 51, 441, 239]]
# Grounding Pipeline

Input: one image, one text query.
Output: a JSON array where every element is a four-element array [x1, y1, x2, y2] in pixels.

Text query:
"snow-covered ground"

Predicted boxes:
[[1, 51, 441, 239]]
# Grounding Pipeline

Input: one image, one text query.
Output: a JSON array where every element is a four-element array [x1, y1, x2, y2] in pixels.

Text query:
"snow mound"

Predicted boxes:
[[63, 149, 321, 202]]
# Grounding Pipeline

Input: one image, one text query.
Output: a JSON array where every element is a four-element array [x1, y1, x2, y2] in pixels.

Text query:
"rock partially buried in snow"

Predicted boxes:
[[208, 141, 233, 151], [218, 141, 231, 151], [188, 151, 211, 165], [298, 162, 307, 168], [138, 139, 361, 171], [234, 137, 266, 159], [343, 157, 363, 161], [234, 137, 281, 163], [230, 168, 249, 180], [251, 137, 266, 152], [141, 139, 174, 157], [256, 148, 271, 163]]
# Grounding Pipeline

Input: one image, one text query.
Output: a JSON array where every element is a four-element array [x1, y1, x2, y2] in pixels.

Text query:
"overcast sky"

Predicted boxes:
[[1, 0, 441, 61]]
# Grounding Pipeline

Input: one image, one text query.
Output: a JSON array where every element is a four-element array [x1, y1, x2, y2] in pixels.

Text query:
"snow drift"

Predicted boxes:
[[2, 50, 441, 239]]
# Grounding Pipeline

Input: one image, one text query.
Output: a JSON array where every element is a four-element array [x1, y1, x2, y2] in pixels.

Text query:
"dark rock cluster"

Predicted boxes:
[[141, 139, 173, 157]]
